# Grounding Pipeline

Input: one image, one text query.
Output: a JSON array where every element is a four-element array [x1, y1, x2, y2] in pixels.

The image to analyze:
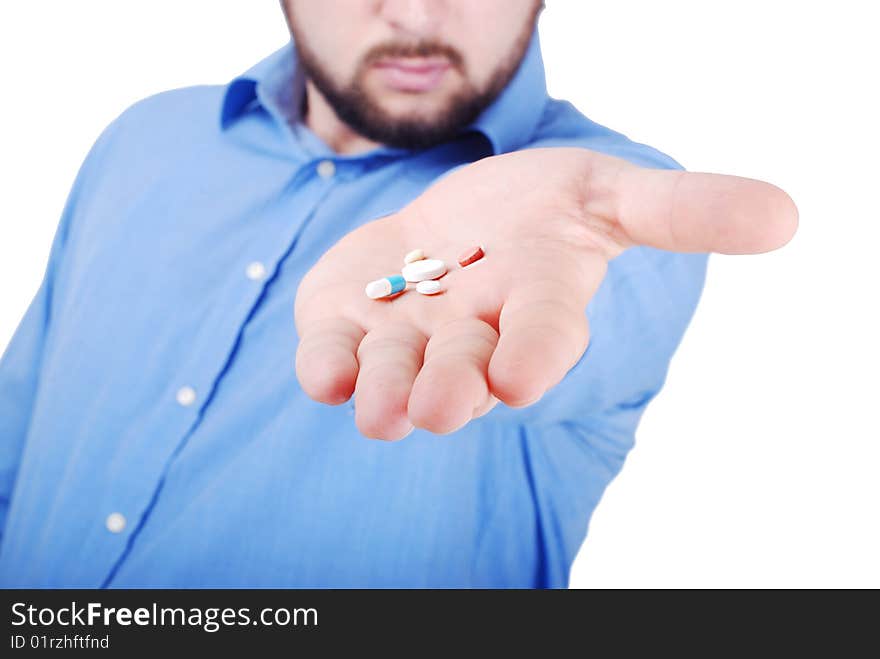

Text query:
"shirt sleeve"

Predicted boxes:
[[489, 129, 709, 424], [513, 237, 709, 429], [478, 132, 709, 579], [0, 119, 119, 540]]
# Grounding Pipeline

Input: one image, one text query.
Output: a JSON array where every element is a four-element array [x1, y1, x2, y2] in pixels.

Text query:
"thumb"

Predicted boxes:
[[584, 150, 799, 255]]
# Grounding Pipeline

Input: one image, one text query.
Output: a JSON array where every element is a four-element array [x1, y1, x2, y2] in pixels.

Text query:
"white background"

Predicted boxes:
[[1, 1, 877, 587]]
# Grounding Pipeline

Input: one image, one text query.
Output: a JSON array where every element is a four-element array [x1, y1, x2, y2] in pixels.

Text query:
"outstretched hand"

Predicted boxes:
[[294, 147, 797, 439]]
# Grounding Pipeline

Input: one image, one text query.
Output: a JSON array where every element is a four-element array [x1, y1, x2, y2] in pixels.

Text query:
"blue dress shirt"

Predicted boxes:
[[0, 29, 707, 588]]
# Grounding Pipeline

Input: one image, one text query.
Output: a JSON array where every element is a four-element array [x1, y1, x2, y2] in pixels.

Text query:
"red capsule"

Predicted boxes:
[[457, 245, 485, 267]]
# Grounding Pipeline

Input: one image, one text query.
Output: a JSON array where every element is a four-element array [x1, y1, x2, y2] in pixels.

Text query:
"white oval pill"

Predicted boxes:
[[403, 249, 426, 264], [402, 258, 447, 282], [416, 280, 443, 295]]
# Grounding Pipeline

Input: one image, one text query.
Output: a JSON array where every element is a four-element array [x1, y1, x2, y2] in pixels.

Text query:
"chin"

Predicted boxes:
[[375, 96, 453, 122]]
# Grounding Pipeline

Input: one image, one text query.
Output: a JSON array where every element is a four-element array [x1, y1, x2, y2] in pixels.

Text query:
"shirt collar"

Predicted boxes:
[[221, 27, 548, 156]]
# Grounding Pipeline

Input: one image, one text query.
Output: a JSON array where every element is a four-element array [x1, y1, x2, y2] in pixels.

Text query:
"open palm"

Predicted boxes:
[[294, 147, 797, 440]]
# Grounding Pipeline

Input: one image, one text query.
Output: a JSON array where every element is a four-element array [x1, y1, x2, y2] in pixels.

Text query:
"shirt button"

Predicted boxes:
[[245, 261, 267, 281], [316, 159, 336, 179], [105, 512, 127, 534], [176, 386, 197, 407]]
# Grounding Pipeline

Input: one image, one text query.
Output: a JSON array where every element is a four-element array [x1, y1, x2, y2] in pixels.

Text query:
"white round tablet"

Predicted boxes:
[[416, 280, 443, 295], [401, 258, 447, 282]]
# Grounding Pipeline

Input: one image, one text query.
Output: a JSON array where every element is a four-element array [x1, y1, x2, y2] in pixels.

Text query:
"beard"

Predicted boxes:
[[285, 11, 540, 150]]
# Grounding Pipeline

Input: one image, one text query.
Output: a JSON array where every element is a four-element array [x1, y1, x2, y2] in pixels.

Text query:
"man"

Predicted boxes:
[[0, 1, 795, 587]]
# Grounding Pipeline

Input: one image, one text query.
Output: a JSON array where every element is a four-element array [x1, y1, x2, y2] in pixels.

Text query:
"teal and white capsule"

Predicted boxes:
[[365, 274, 406, 299]]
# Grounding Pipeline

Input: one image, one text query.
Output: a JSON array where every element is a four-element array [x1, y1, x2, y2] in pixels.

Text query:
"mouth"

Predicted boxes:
[[371, 56, 452, 93]]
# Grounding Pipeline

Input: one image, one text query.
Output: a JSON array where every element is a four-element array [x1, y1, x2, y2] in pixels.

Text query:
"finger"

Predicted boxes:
[[581, 150, 799, 255], [295, 318, 365, 405], [354, 322, 428, 440], [473, 394, 499, 419], [488, 273, 595, 408], [408, 318, 498, 434]]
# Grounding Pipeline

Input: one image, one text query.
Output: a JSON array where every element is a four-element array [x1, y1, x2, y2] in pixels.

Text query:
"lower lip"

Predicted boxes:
[[373, 61, 451, 92]]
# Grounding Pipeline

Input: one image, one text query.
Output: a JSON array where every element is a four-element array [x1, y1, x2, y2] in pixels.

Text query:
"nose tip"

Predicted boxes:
[[379, 0, 443, 37]]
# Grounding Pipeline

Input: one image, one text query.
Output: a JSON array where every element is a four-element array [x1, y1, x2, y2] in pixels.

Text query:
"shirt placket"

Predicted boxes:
[[86, 157, 344, 587]]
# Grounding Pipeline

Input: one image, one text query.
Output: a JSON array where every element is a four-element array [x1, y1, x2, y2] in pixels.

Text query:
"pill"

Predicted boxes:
[[401, 258, 447, 282], [416, 280, 443, 295], [365, 275, 406, 299], [404, 249, 426, 264], [458, 245, 485, 267]]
